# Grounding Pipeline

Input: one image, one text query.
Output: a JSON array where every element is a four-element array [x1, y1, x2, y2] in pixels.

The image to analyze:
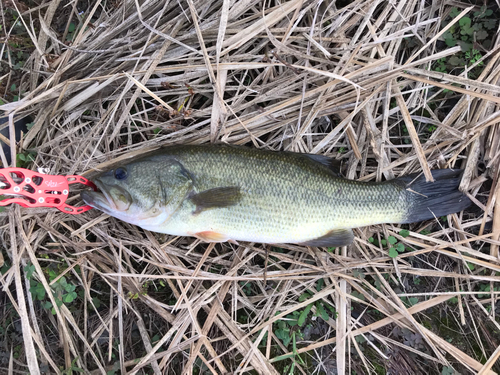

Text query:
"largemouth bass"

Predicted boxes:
[[81, 145, 471, 247]]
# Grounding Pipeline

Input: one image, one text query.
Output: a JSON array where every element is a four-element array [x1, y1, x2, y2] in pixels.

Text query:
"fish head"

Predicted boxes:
[[81, 158, 193, 228]]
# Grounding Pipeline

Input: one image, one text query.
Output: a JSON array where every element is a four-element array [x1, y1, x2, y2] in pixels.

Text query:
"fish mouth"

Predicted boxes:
[[80, 180, 122, 214]]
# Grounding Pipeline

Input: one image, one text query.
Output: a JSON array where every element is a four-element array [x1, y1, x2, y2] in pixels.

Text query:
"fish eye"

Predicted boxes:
[[114, 167, 128, 180]]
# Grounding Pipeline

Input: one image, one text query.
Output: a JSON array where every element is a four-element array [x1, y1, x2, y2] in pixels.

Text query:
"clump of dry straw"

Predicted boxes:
[[1, 0, 500, 373]]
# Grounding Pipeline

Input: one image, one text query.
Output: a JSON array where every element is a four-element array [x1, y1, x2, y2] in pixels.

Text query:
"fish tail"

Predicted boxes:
[[397, 169, 472, 224]]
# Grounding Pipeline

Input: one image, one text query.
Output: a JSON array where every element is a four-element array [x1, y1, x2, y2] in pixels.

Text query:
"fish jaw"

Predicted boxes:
[[81, 188, 170, 229], [81, 190, 118, 215], [80, 189, 134, 224], [80, 178, 137, 224], [81, 177, 127, 207]]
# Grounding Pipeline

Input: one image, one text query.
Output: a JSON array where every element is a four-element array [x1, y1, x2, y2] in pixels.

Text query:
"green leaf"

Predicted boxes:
[[408, 297, 419, 306], [59, 276, 67, 287], [445, 37, 457, 47], [352, 270, 365, 279], [396, 243, 405, 252], [465, 26, 474, 36], [355, 335, 366, 344], [65, 283, 75, 293], [286, 319, 298, 327], [292, 331, 298, 354], [483, 19, 496, 30], [63, 291, 77, 303], [399, 229, 410, 238], [0, 257, 10, 272], [276, 328, 291, 347], [10, 83, 16, 92], [325, 303, 336, 313], [151, 334, 160, 343], [442, 30, 456, 47], [449, 56, 464, 66], [24, 264, 35, 280], [459, 16, 471, 28], [68, 22, 76, 33], [474, 7, 493, 18], [30, 282, 46, 300], [476, 29, 488, 40], [388, 247, 398, 258], [442, 30, 453, 40], [449, 8, 460, 18], [298, 293, 310, 302], [48, 270, 56, 280], [286, 312, 299, 326], [351, 291, 366, 301], [387, 236, 397, 245], [298, 303, 313, 327], [316, 278, 324, 292], [92, 297, 101, 309], [316, 302, 329, 321]]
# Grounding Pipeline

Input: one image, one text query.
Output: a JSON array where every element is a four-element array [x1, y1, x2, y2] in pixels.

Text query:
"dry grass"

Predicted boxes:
[[1, 0, 500, 374]]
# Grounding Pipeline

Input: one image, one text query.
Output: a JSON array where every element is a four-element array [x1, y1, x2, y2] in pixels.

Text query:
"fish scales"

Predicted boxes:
[[81, 144, 471, 246], [162, 146, 405, 241]]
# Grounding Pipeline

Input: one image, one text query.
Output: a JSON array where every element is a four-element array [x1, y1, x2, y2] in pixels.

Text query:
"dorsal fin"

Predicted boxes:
[[303, 154, 341, 175]]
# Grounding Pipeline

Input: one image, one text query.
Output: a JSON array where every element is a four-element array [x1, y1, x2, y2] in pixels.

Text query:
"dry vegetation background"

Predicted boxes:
[[1, 0, 500, 374]]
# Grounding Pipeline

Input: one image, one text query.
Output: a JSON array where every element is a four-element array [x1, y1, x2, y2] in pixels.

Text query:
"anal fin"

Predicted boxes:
[[300, 229, 354, 247], [193, 231, 229, 243]]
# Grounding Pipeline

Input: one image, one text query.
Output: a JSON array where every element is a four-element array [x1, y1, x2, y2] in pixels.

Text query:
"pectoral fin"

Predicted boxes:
[[190, 186, 242, 214], [300, 229, 354, 247], [193, 231, 229, 242]]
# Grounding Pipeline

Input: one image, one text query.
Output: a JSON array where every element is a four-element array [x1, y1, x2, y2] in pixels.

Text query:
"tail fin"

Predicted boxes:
[[397, 169, 472, 224]]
